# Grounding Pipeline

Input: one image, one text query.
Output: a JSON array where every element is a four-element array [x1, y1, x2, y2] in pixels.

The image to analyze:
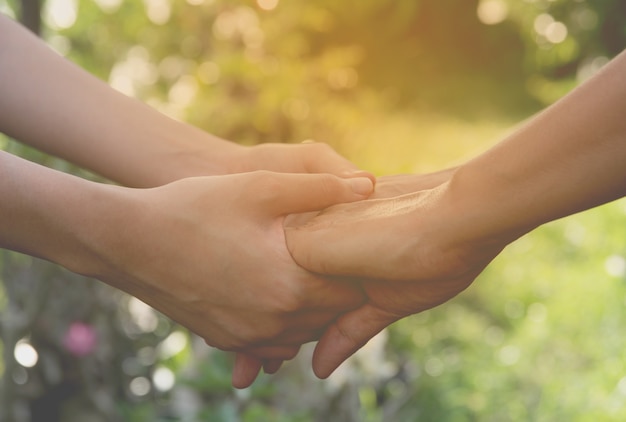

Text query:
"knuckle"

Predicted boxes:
[[335, 321, 361, 349], [311, 141, 333, 153]]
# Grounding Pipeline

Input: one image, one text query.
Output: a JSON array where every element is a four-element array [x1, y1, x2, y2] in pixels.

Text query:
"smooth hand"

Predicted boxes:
[[76, 172, 372, 385]]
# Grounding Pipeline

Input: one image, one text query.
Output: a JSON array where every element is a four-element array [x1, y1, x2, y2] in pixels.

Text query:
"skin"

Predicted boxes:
[[0, 14, 375, 388], [0, 15, 373, 187], [230, 171, 457, 387], [285, 49, 626, 379], [0, 151, 374, 353]]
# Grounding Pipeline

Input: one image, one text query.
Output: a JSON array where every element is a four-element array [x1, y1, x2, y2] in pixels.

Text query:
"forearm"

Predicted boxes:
[[0, 14, 243, 187], [448, 50, 626, 242], [0, 150, 120, 275]]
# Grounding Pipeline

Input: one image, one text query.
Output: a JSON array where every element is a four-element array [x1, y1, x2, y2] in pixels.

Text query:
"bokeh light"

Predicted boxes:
[[14, 339, 38, 368], [129, 376, 152, 397], [605, 255, 626, 278], [159, 331, 188, 360], [153, 366, 175, 392], [257, 0, 279, 11], [476, 0, 508, 25], [45, 0, 77, 30]]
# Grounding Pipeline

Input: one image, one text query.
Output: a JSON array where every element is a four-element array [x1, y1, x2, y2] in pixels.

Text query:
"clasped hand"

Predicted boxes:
[[233, 171, 511, 388]]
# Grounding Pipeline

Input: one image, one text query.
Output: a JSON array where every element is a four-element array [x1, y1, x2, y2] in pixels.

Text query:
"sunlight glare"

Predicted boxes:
[[129, 376, 151, 396], [159, 331, 188, 359], [498, 345, 521, 366], [577, 56, 609, 83], [93, 0, 122, 13], [45, 0, 78, 30], [153, 366, 176, 392], [618, 377, 626, 396], [128, 297, 159, 332], [605, 255, 626, 278], [533, 13, 554, 36], [257, 0, 279, 11], [14, 339, 38, 368], [143, 0, 171, 25], [476, 0, 508, 25], [544, 21, 568, 44], [0, 2, 16, 18], [168, 75, 198, 107]]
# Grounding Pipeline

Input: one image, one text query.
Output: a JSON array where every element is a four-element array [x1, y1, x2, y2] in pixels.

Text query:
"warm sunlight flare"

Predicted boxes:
[[476, 0, 508, 25]]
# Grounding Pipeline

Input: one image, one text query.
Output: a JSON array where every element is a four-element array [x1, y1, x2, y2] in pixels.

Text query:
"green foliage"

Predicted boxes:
[[503, 0, 626, 104], [1, 0, 625, 420]]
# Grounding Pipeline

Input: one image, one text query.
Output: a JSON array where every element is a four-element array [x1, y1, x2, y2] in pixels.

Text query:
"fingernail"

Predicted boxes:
[[343, 170, 377, 184], [349, 177, 374, 196]]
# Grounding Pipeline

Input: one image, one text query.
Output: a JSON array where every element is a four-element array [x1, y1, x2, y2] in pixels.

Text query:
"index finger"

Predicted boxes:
[[312, 304, 398, 379]]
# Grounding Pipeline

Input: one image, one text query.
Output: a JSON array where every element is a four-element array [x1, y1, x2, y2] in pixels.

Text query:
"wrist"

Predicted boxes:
[[127, 122, 248, 186], [443, 164, 536, 247]]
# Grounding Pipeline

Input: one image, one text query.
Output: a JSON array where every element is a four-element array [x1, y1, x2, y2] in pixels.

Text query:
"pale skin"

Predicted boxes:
[[280, 49, 626, 380], [0, 14, 375, 388]]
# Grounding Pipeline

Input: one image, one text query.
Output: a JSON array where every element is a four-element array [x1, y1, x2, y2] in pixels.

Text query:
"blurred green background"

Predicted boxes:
[[1, 0, 625, 420]]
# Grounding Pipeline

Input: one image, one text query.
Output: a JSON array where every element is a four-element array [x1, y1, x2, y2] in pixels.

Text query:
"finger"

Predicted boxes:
[[283, 210, 317, 228], [263, 359, 284, 374], [232, 353, 263, 389], [312, 304, 398, 379], [284, 211, 365, 277], [300, 141, 376, 183], [243, 345, 301, 360], [259, 172, 374, 216], [284, 198, 402, 277]]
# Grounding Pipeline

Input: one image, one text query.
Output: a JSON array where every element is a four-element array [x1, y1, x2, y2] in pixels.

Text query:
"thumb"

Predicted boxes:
[[232, 353, 263, 389], [312, 304, 398, 379], [263, 173, 373, 215]]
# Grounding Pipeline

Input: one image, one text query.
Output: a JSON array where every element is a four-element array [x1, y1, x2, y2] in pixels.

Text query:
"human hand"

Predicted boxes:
[[285, 181, 508, 378], [283, 169, 455, 231], [223, 141, 375, 386], [233, 141, 375, 181], [73, 171, 372, 385]]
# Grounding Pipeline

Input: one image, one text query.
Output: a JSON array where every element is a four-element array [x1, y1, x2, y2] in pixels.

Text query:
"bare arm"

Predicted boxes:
[[0, 14, 371, 187], [0, 149, 373, 375], [0, 14, 240, 186], [285, 50, 626, 378]]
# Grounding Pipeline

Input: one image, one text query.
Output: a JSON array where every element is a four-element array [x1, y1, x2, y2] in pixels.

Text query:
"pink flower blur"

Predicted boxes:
[[63, 322, 97, 357]]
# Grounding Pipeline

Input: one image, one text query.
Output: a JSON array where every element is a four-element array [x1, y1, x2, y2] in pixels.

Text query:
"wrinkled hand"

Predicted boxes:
[[285, 178, 507, 379], [84, 171, 372, 386]]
